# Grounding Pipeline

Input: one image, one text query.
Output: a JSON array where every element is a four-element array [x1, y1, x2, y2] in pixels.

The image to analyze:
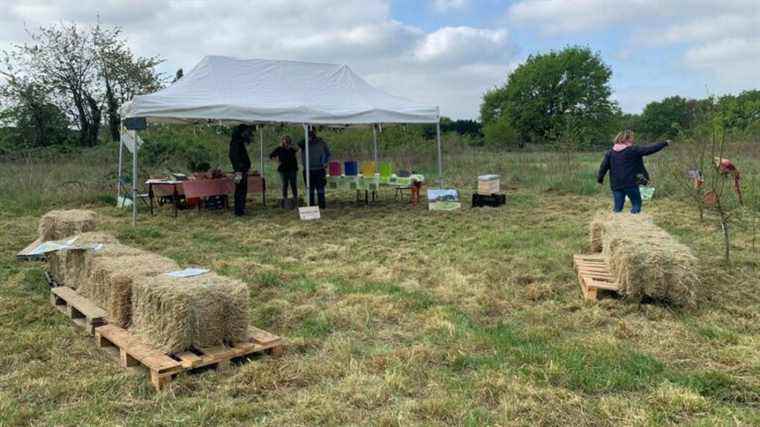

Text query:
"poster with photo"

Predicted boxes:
[[427, 189, 461, 211]]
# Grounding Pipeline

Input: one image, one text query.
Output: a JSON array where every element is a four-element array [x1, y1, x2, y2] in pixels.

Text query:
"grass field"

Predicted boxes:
[[1, 141, 759, 425]]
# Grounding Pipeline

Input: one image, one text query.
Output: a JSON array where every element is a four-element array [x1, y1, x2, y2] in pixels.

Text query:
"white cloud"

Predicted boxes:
[[508, 0, 760, 97], [0, 0, 517, 118], [414, 27, 511, 65], [431, 0, 468, 12]]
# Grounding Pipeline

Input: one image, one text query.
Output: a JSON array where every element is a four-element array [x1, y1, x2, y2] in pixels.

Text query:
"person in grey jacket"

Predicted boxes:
[[298, 127, 331, 209]]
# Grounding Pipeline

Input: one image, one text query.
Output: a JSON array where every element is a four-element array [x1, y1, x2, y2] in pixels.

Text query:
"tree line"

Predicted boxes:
[[479, 46, 760, 148], [0, 22, 163, 152], [1, 26, 757, 154]]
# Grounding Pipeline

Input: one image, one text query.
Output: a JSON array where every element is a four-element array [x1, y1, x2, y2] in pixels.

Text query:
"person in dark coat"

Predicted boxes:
[[269, 135, 299, 208], [229, 124, 252, 216], [597, 130, 670, 213], [298, 127, 331, 209]]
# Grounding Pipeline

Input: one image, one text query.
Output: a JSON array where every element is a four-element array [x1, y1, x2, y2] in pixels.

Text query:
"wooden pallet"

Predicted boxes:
[[50, 286, 107, 335], [573, 254, 621, 301], [95, 324, 284, 391]]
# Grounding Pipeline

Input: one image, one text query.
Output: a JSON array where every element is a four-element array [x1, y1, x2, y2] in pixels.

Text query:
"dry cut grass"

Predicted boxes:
[[0, 149, 759, 426]]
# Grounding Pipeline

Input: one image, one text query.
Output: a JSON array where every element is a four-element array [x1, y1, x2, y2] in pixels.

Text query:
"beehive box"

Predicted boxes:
[[478, 174, 500, 195]]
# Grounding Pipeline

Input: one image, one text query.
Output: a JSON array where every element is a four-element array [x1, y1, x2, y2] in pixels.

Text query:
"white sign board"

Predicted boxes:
[[299, 206, 321, 221]]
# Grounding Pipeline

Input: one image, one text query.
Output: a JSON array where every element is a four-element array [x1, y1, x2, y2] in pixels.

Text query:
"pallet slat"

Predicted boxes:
[[573, 254, 621, 301], [50, 286, 106, 335], [96, 325, 181, 373]]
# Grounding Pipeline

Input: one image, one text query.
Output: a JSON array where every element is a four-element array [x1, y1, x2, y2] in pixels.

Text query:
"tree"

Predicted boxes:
[[93, 24, 163, 142], [1, 22, 163, 147], [483, 119, 519, 147], [718, 90, 760, 133], [639, 96, 692, 140], [0, 76, 72, 149], [480, 46, 618, 147]]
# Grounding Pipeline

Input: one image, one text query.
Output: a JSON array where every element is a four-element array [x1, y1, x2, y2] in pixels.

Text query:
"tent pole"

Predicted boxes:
[[132, 140, 138, 226], [303, 123, 310, 207], [372, 124, 378, 166], [436, 121, 443, 186], [117, 137, 124, 206], [259, 124, 264, 174]]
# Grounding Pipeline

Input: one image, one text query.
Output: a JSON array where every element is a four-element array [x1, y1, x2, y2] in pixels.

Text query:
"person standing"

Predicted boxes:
[[229, 124, 252, 216], [597, 129, 670, 214], [269, 135, 299, 208], [299, 127, 331, 209]]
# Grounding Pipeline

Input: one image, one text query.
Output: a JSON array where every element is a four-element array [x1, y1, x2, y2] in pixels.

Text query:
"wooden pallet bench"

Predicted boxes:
[[573, 254, 621, 301], [50, 286, 107, 335], [95, 324, 284, 391]]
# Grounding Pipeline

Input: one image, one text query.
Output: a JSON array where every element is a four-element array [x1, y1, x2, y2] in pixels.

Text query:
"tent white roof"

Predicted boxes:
[[120, 56, 439, 125]]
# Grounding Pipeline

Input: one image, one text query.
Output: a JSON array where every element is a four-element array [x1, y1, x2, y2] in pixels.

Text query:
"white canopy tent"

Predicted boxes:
[[119, 56, 442, 223]]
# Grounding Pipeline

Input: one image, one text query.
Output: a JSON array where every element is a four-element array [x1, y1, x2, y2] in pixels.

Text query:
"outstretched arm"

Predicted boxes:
[[637, 141, 669, 156], [597, 152, 610, 184]]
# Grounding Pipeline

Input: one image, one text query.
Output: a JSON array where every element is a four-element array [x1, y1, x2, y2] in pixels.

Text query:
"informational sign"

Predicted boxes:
[[165, 268, 210, 278], [428, 189, 461, 211], [299, 206, 321, 220], [120, 127, 144, 154]]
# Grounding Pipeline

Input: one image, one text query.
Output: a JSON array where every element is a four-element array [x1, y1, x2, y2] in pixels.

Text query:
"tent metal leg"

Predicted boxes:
[[303, 124, 310, 207], [132, 143, 138, 226], [372, 125, 378, 166], [259, 125, 264, 174], [117, 138, 123, 206], [436, 122, 443, 186]]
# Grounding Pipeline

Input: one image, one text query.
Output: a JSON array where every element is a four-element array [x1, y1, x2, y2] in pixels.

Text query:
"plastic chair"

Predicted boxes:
[[328, 161, 342, 176], [379, 162, 393, 184], [360, 161, 376, 176], [344, 161, 358, 176]]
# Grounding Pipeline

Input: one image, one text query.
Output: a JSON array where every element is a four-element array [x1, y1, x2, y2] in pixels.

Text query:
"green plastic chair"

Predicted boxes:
[[379, 162, 393, 185]]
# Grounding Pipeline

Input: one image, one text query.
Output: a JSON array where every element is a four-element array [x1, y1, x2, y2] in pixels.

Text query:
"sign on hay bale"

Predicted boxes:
[[592, 212, 700, 306], [38, 209, 97, 242], [130, 272, 250, 354]]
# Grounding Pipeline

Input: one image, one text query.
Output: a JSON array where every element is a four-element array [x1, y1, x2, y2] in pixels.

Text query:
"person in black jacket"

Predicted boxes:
[[269, 135, 299, 208], [597, 130, 670, 213], [229, 124, 252, 216]]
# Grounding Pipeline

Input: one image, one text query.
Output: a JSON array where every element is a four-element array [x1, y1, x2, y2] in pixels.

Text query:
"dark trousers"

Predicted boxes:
[[303, 169, 326, 209], [279, 170, 298, 201], [613, 186, 642, 214], [234, 171, 248, 216]]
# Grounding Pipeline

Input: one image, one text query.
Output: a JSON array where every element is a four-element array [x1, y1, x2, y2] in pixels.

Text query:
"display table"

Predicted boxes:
[[147, 175, 266, 216], [325, 174, 425, 204], [145, 179, 184, 217]]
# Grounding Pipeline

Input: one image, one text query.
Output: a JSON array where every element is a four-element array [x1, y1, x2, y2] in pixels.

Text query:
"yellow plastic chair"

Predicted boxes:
[[360, 161, 377, 176]]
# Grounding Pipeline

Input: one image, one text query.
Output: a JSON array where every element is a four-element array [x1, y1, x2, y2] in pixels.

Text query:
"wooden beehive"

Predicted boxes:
[[478, 174, 500, 195]]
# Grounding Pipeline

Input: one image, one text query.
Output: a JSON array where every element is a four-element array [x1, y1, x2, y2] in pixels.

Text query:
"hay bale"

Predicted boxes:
[[599, 213, 699, 306], [46, 232, 120, 287], [38, 209, 97, 242], [79, 254, 179, 327], [131, 272, 250, 353], [589, 215, 606, 253]]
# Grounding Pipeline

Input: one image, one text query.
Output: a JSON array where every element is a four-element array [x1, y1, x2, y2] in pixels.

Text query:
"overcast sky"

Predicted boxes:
[[1, 0, 758, 119]]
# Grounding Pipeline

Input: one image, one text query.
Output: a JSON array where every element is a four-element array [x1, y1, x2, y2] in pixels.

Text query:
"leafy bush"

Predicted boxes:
[[483, 119, 520, 148]]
